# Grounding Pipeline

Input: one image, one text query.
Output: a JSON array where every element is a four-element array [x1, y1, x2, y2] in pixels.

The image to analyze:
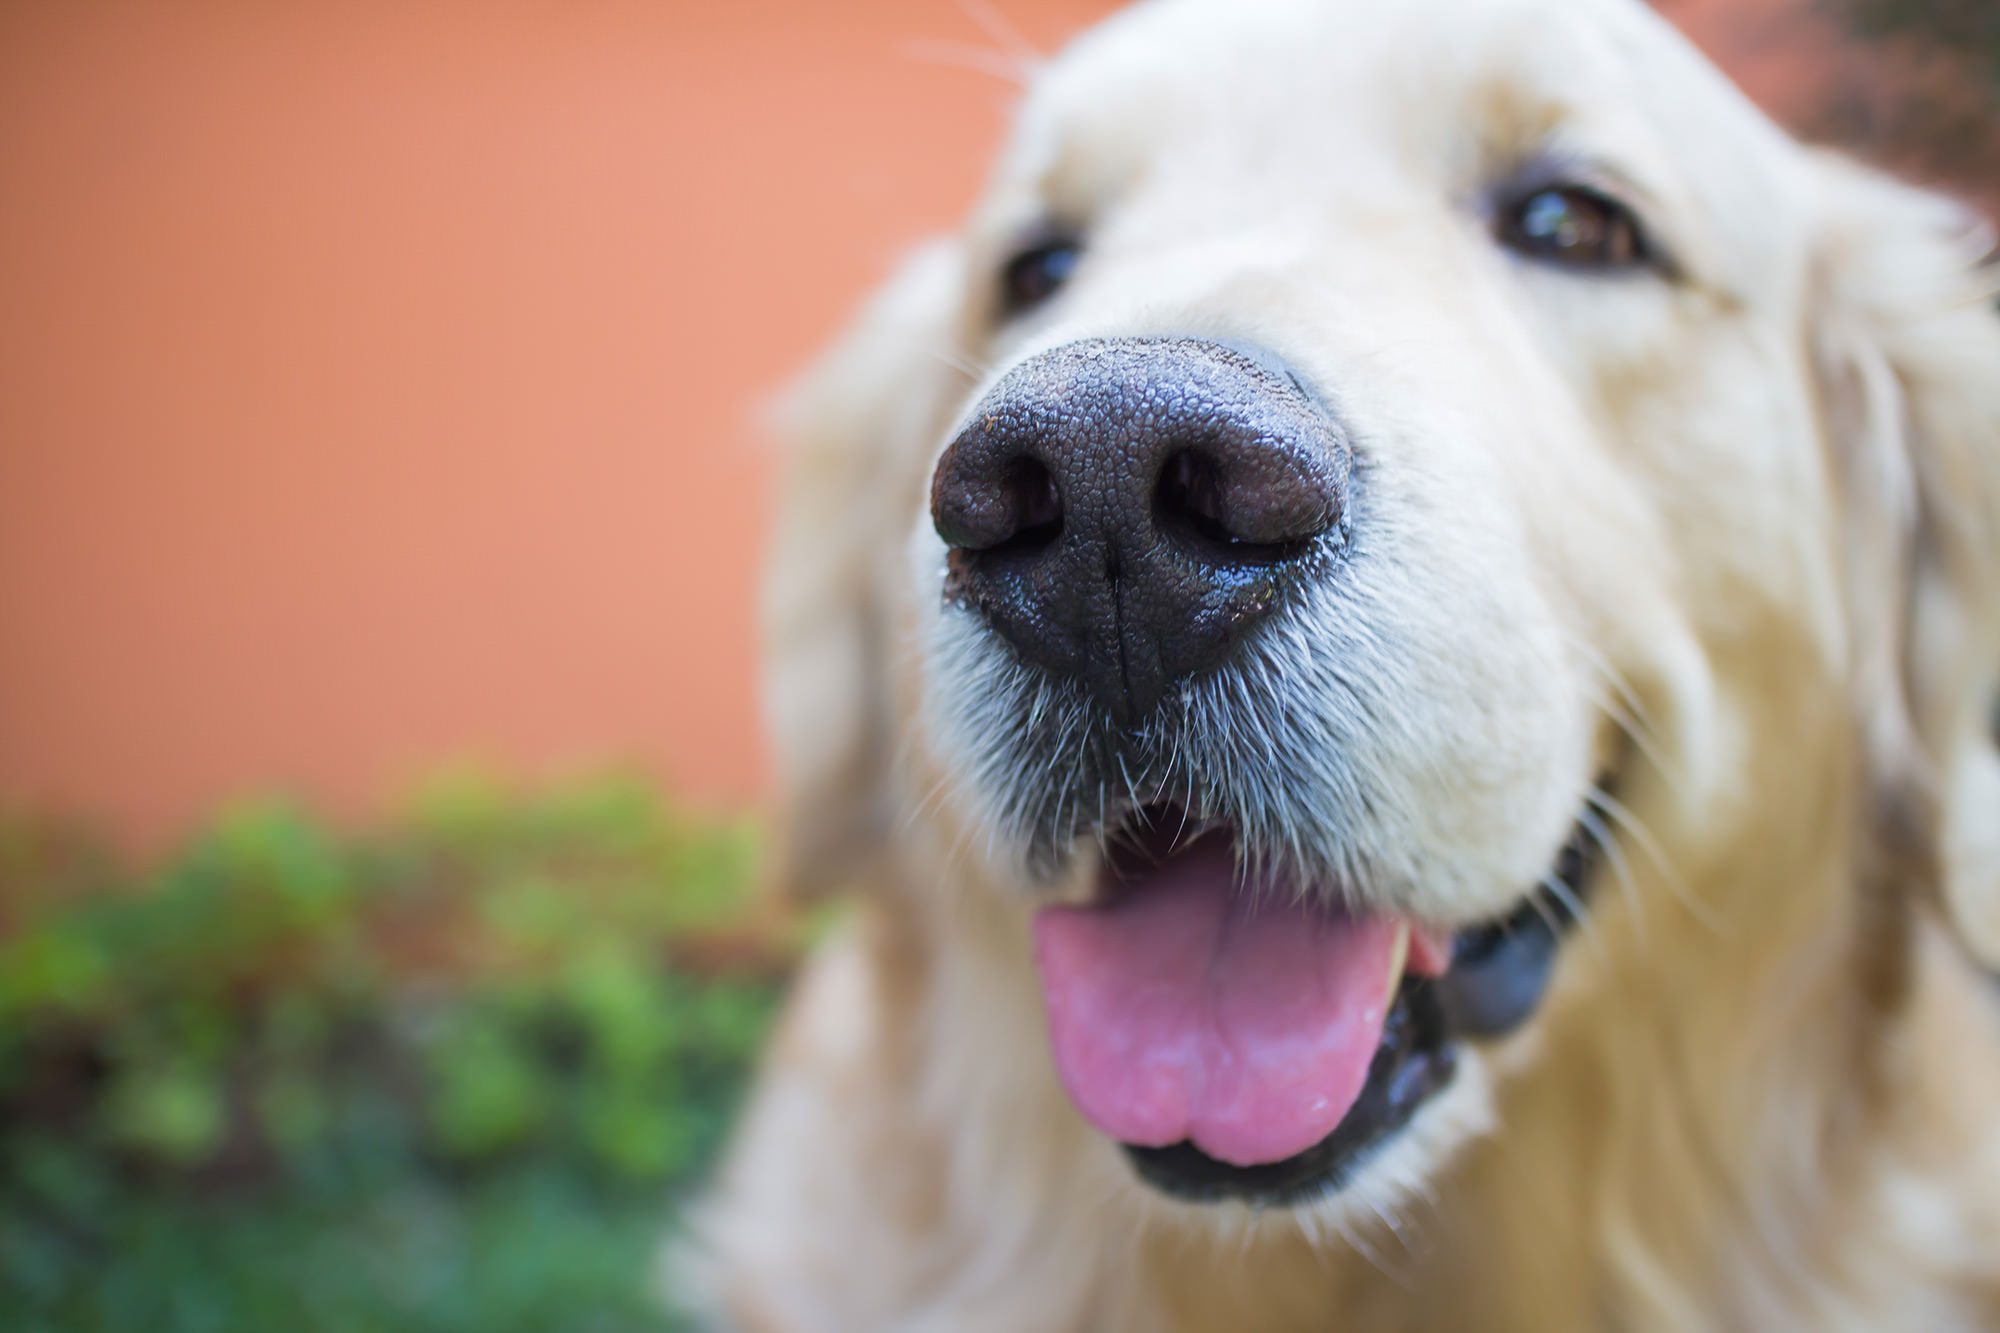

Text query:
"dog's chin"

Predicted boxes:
[[1030, 804, 1602, 1210]]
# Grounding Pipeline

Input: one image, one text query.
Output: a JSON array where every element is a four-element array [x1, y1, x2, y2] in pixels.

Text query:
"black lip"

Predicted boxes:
[[1120, 817, 1601, 1207]]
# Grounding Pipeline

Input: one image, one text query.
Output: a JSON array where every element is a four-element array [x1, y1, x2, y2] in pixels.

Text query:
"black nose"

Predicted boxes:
[[930, 337, 1348, 722]]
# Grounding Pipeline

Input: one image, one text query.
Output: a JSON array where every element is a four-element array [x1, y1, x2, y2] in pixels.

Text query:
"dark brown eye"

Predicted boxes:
[[1499, 186, 1647, 270], [999, 240, 1080, 316]]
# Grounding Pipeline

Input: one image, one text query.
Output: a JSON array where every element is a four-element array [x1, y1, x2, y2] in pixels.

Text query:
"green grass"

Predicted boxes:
[[0, 777, 795, 1332]]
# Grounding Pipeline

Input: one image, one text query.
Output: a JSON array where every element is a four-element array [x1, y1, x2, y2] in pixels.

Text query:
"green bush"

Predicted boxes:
[[0, 776, 794, 1332], [1830, 0, 2000, 82]]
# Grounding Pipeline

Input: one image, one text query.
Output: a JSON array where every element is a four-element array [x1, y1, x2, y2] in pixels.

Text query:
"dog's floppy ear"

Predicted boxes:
[[1810, 156, 2000, 968], [761, 240, 970, 900]]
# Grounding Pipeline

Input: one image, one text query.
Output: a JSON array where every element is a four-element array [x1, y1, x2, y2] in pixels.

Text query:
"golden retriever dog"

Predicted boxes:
[[680, 0, 2000, 1327]]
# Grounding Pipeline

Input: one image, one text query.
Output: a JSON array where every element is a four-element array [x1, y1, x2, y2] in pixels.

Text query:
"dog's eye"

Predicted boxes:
[[1498, 186, 1648, 271], [999, 241, 1081, 316]]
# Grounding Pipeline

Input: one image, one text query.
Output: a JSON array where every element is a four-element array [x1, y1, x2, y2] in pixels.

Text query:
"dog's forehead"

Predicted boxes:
[[997, 0, 1805, 293]]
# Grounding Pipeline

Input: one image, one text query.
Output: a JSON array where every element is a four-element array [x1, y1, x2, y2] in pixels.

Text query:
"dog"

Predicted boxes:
[[679, 0, 2000, 1327]]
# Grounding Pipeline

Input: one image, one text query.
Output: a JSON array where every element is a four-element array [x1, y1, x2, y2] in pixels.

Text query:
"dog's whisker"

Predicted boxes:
[[903, 770, 957, 832], [1290, 1201, 1326, 1251], [1557, 628, 1660, 746], [1601, 697, 1682, 802], [1562, 633, 1687, 802], [1585, 786, 1729, 937], [1524, 873, 1610, 980], [1535, 869, 1613, 976], [950, 0, 1046, 67], [1366, 1195, 1425, 1267], [1576, 806, 1648, 950], [932, 343, 995, 381], [1332, 1213, 1416, 1293], [1094, 774, 1109, 855], [1023, 679, 1049, 738], [1533, 872, 1581, 931], [1115, 748, 1141, 816], [899, 37, 1033, 86]]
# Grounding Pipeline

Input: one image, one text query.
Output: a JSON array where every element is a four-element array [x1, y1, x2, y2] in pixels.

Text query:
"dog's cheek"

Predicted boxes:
[[762, 240, 975, 900], [1943, 732, 2000, 970]]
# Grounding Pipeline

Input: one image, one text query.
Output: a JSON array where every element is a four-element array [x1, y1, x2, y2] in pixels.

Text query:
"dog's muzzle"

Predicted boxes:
[[929, 337, 1349, 723], [926, 337, 1609, 1207]]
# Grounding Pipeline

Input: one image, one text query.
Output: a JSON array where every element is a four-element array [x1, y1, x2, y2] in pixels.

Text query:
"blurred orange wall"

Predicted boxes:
[[0, 0, 1949, 845], [0, 0, 1117, 843]]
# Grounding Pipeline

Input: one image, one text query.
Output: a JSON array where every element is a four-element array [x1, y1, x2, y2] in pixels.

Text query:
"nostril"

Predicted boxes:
[[991, 457, 1063, 555], [933, 449, 1065, 556], [1154, 448, 1312, 567], [1155, 449, 1231, 546]]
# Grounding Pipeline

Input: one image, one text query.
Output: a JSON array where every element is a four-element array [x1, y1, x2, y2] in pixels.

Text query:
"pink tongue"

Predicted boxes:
[[1033, 836, 1407, 1168]]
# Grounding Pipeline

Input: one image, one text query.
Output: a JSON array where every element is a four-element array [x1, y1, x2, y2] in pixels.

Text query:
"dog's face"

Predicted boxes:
[[765, 0, 2000, 1228]]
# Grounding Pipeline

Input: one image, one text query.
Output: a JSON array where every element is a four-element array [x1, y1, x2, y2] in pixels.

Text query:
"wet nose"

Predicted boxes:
[[930, 337, 1348, 722]]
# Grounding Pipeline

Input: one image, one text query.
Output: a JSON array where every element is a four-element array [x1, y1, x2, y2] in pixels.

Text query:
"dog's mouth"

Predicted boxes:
[[1031, 805, 1599, 1206]]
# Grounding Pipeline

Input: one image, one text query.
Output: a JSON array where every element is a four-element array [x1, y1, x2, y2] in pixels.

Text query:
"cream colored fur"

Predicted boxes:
[[678, 0, 2000, 1327]]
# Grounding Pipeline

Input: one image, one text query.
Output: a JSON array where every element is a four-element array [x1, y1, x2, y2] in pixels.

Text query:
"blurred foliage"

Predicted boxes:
[[1830, 0, 2000, 82], [1812, 0, 2000, 214], [0, 776, 797, 1332]]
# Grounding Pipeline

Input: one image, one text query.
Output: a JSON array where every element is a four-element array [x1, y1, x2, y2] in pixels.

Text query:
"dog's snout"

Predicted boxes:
[[930, 337, 1348, 721]]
